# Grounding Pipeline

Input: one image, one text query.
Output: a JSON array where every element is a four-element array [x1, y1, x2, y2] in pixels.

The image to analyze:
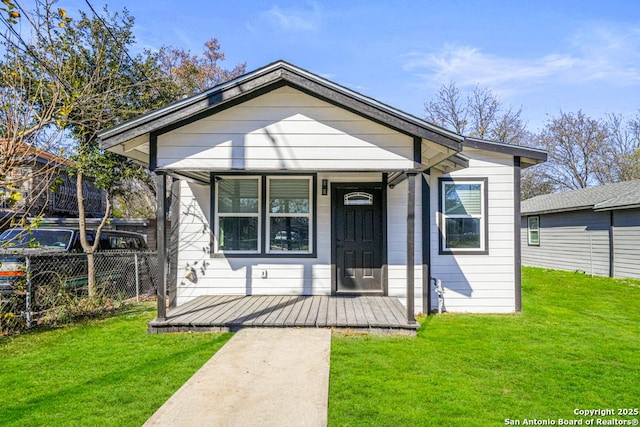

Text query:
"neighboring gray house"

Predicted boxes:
[[521, 180, 640, 279]]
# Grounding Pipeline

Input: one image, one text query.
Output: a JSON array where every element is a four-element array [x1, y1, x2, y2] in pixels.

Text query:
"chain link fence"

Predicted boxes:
[[1, 251, 158, 333]]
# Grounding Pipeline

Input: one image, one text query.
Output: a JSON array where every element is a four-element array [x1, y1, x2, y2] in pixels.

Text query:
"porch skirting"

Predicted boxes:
[[148, 295, 419, 336]]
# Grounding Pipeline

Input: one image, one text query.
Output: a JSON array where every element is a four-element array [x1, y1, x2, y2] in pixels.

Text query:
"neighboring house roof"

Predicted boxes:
[[0, 139, 74, 168], [522, 180, 640, 215]]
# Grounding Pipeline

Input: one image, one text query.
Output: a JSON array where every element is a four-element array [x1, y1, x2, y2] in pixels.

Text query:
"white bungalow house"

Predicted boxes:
[[99, 61, 546, 321]]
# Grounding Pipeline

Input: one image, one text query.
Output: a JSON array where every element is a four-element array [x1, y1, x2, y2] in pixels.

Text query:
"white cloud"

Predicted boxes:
[[404, 23, 640, 98], [249, 2, 323, 32]]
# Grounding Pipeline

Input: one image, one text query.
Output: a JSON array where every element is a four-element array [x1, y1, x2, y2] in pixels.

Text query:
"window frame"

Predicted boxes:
[[211, 173, 317, 258], [527, 216, 540, 246], [214, 176, 262, 255], [438, 177, 489, 255], [266, 176, 313, 255]]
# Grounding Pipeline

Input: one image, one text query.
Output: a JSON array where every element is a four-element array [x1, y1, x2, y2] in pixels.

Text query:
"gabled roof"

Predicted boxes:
[[99, 60, 464, 155], [522, 180, 640, 215]]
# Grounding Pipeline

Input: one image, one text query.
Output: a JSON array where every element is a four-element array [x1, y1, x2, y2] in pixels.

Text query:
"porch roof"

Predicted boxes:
[[98, 61, 465, 176]]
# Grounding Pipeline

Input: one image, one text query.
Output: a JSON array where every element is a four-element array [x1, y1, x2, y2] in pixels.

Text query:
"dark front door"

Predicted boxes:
[[333, 185, 384, 294]]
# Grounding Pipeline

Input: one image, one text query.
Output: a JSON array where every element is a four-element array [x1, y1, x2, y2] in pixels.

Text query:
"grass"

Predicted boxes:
[[1, 268, 638, 426], [328, 267, 640, 426], [0, 302, 232, 427]]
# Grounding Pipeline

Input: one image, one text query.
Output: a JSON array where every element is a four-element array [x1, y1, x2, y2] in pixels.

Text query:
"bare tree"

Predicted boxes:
[[424, 82, 467, 135], [424, 82, 527, 145], [0, 16, 66, 230], [537, 110, 609, 191], [601, 113, 640, 182], [521, 167, 554, 200]]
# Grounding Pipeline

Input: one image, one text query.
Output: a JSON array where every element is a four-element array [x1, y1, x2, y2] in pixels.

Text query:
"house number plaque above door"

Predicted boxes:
[[344, 192, 373, 206]]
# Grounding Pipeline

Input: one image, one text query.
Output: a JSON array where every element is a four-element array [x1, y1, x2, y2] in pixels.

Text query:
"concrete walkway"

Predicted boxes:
[[143, 328, 332, 427]]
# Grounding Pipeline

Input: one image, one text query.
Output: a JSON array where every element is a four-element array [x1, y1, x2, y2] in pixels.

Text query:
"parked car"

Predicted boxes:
[[0, 227, 149, 299]]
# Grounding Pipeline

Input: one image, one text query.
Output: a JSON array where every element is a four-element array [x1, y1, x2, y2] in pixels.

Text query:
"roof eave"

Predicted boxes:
[[594, 203, 640, 212], [521, 205, 595, 216], [463, 137, 547, 165], [99, 61, 464, 153]]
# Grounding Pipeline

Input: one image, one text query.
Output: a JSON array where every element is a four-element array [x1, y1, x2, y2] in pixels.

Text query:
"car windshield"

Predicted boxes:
[[0, 229, 73, 249]]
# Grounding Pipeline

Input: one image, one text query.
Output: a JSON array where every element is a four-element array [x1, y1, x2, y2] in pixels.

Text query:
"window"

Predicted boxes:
[[267, 177, 312, 253], [216, 177, 260, 253], [213, 175, 315, 256], [528, 216, 540, 246], [439, 178, 488, 254]]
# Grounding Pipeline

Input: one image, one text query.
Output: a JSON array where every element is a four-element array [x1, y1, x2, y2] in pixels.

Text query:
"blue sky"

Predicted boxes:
[[61, 0, 640, 132]]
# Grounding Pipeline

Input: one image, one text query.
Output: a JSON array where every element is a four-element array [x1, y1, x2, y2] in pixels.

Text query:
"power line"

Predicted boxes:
[[4, 0, 166, 102], [83, 0, 163, 93], [0, 9, 74, 95]]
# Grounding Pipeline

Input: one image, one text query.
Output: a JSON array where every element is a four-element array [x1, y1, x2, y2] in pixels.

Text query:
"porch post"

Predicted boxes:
[[406, 172, 417, 323], [156, 172, 167, 321], [514, 157, 522, 312], [422, 171, 431, 315]]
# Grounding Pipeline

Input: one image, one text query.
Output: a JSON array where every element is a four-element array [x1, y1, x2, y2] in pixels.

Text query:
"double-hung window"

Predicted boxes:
[[267, 177, 312, 254], [214, 175, 314, 256], [527, 216, 540, 246], [216, 177, 260, 253], [439, 178, 488, 254]]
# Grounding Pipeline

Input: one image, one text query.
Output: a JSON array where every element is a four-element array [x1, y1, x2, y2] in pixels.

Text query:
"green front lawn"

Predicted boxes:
[[1, 268, 638, 426], [0, 304, 232, 426], [329, 267, 640, 426]]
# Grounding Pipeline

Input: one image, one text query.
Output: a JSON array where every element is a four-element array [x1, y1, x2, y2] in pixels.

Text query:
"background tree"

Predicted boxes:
[[520, 168, 554, 200], [424, 81, 527, 145], [601, 112, 640, 182], [535, 110, 609, 191], [152, 37, 246, 99], [19, 2, 156, 295], [3, 0, 245, 295], [0, 7, 66, 230], [424, 81, 544, 198]]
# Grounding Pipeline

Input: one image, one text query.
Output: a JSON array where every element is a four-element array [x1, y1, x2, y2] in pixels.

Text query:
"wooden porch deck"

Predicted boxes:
[[148, 295, 419, 335]]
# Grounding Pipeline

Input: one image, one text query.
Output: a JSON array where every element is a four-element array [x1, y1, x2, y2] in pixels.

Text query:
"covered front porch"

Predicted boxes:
[[148, 295, 419, 335]]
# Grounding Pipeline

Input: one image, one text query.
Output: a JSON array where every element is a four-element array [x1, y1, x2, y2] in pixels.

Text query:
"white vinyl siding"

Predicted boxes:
[[175, 173, 381, 304], [163, 86, 521, 314], [386, 176, 424, 313], [155, 86, 415, 172], [430, 148, 516, 313], [175, 152, 518, 314]]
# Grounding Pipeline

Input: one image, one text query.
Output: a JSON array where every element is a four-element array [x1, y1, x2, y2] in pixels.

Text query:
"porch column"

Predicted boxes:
[[406, 172, 417, 323], [156, 172, 167, 321]]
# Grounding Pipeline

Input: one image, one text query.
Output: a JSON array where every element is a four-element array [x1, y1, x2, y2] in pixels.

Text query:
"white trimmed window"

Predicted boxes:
[[216, 177, 261, 253], [267, 177, 312, 254], [528, 216, 540, 246], [440, 178, 487, 253]]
